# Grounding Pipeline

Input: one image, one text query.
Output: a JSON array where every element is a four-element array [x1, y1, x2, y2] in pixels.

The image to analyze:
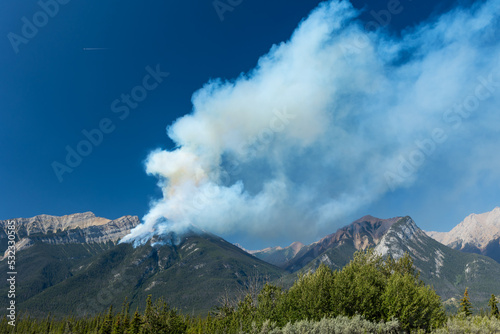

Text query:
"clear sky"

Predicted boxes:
[[1, 0, 498, 249]]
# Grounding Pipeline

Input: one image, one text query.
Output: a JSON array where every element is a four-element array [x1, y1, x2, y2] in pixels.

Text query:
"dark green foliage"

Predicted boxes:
[[0, 248, 453, 333], [382, 272, 445, 331], [283, 249, 445, 331], [256, 283, 285, 325], [100, 306, 114, 334], [459, 288, 473, 317], [285, 263, 335, 322], [0, 242, 115, 316], [5, 234, 284, 317], [7, 218, 500, 318], [191, 249, 445, 333], [333, 249, 387, 321], [489, 294, 499, 319], [127, 310, 141, 334], [141, 295, 187, 334], [110, 315, 123, 334]]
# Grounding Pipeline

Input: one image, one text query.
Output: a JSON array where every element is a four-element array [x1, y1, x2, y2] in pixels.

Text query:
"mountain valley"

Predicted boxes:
[[2, 210, 500, 316]]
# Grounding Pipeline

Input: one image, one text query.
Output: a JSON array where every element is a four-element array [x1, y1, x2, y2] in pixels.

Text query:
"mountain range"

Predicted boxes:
[[251, 215, 401, 273], [426, 207, 500, 263], [0, 212, 139, 259], [251, 213, 500, 309], [2, 208, 500, 316], [0, 213, 284, 317]]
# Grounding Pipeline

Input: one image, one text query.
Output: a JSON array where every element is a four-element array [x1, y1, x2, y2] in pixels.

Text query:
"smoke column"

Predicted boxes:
[[120, 0, 500, 246]]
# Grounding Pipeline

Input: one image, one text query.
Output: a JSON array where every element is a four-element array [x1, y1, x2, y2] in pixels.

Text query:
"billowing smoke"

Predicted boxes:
[[120, 0, 500, 246]]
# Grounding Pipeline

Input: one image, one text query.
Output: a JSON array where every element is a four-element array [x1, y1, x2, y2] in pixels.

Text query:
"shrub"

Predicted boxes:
[[284, 264, 336, 322], [332, 250, 387, 321], [433, 315, 500, 334], [247, 315, 400, 334], [382, 272, 445, 331]]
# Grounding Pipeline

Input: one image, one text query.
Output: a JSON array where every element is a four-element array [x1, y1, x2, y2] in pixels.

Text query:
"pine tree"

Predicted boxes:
[[111, 315, 123, 334], [44, 313, 53, 333], [142, 295, 156, 332], [489, 294, 499, 319], [459, 288, 473, 317], [100, 305, 114, 334], [121, 298, 130, 330], [127, 310, 142, 334]]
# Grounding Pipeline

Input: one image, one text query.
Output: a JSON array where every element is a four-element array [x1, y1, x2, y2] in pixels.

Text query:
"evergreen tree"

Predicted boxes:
[[382, 272, 445, 331], [0, 247, 464, 333], [235, 294, 256, 332], [140, 295, 187, 333], [256, 283, 285, 325], [489, 294, 499, 319], [459, 288, 473, 317], [285, 263, 335, 322], [100, 305, 114, 334], [121, 298, 130, 330], [383, 252, 420, 279], [333, 249, 387, 321], [111, 314, 123, 334], [127, 310, 142, 334], [142, 295, 157, 332]]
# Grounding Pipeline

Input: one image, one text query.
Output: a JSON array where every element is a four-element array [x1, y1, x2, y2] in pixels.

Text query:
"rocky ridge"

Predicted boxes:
[[249, 241, 305, 267], [426, 207, 500, 262], [0, 212, 140, 258], [375, 216, 500, 304]]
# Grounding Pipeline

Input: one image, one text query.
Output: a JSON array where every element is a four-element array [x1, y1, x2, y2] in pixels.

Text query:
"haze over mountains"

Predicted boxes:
[[2, 208, 500, 316], [253, 215, 402, 272], [246, 241, 305, 267]]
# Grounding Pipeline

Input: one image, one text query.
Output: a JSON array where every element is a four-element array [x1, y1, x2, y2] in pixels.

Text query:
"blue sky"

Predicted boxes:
[[1, 0, 499, 249]]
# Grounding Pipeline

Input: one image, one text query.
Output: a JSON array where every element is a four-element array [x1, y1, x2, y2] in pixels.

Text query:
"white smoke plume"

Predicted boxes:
[[121, 0, 500, 246]]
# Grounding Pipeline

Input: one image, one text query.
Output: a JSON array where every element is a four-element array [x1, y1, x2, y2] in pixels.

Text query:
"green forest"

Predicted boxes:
[[2, 250, 500, 333]]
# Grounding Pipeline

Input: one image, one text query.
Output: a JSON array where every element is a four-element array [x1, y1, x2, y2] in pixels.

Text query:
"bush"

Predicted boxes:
[[284, 264, 336, 322], [382, 272, 445, 331], [247, 315, 400, 334], [433, 315, 500, 334], [332, 250, 387, 321], [0, 249, 449, 334], [243, 249, 443, 333]]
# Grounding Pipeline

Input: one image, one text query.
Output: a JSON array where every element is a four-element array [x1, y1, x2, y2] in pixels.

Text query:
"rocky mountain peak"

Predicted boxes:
[[250, 215, 403, 271], [426, 207, 500, 249], [375, 216, 428, 259], [247, 240, 307, 267], [0, 211, 112, 236], [289, 241, 305, 253], [0, 213, 141, 259], [316, 215, 402, 250]]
